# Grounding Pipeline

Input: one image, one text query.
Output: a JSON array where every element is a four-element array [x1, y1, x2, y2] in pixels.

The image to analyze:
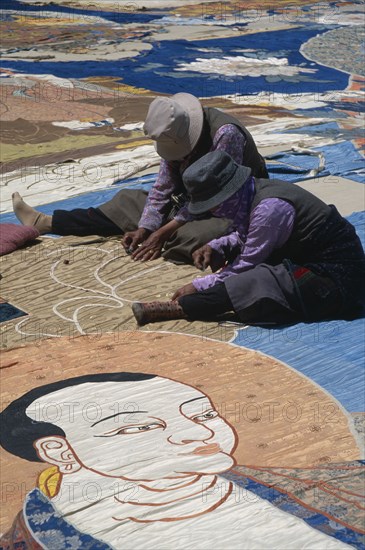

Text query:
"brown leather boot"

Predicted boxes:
[[132, 301, 187, 326]]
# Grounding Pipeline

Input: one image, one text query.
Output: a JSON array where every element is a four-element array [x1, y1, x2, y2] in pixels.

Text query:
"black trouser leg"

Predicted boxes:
[[52, 207, 122, 237], [178, 283, 233, 320], [235, 299, 300, 324], [179, 282, 300, 325]]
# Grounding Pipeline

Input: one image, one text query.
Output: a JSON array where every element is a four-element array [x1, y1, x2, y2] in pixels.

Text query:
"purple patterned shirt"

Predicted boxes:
[[138, 124, 246, 231], [192, 181, 296, 291]]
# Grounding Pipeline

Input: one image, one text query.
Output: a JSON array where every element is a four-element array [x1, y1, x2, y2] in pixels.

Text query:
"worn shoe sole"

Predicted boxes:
[[132, 302, 146, 326]]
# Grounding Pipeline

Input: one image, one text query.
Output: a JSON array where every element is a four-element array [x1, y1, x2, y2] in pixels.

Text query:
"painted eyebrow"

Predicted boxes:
[[180, 396, 207, 407], [91, 411, 148, 428]]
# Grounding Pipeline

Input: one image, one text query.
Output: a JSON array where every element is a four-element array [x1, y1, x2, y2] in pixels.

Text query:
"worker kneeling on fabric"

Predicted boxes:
[[132, 150, 365, 326], [12, 93, 267, 266]]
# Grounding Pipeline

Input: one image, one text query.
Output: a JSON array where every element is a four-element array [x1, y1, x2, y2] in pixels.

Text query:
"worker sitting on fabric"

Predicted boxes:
[[132, 150, 365, 325], [12, 93, 268, 265]]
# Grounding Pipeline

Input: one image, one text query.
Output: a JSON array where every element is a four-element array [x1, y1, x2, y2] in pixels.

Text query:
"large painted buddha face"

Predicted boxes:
[[27, 377, 237, 481]]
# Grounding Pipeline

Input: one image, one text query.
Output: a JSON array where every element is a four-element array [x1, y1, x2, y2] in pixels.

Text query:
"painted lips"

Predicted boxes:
[[190, 443, 222, 455]]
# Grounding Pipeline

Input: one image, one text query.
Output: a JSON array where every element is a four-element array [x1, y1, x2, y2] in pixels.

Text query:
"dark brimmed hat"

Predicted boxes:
[[143, 93, 204, 161], [183, 151, 252, 215]]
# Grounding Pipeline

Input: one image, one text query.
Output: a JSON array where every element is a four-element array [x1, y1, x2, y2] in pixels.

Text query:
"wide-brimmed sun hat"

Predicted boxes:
[[143, 93, 204, 161], [183, 151, 252, 215]]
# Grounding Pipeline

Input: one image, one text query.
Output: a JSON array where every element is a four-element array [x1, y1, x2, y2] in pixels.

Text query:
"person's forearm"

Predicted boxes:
[[209, 231, 242, 256], [173, 205, 194, 224], [156, 219, 185, 240], [193, 200, 296, 291], [193, 271, 231, 292], [138, 159, 182, 232], [138, 210, 163, 233]]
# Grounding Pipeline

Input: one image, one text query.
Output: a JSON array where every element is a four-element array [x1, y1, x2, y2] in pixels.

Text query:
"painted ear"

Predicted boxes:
[[34, 436, 82, 473]]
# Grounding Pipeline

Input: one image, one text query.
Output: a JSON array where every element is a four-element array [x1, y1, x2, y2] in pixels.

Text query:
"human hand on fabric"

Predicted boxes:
[[130, 229, 166, 261], [172, 283, 198, 301], [192, 245, 226, 273], [123, 228, 151, 254], [127, 220, 185, 262]]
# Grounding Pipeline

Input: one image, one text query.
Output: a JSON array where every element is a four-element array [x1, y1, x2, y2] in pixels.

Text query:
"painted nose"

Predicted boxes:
[[168, 419, 213, 445]]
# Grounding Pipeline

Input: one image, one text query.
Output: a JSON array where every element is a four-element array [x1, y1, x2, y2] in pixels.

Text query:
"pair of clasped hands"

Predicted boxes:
[[122, 226, 225, 300]]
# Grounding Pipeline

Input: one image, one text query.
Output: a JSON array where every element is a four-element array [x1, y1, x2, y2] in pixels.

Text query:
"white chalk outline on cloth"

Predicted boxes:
[[15, 246, 165, 338]]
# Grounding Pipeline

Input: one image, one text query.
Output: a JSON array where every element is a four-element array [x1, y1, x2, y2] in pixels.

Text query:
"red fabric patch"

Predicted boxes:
[[0, 224, 40, 256], [293, 267, 310, 279]]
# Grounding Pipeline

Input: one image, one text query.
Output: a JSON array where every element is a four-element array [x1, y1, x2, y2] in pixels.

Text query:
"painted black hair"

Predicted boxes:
[[0, 372, 156, 462]]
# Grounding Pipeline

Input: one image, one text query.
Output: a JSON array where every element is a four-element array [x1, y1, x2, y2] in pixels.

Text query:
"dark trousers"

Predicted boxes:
[[52, 208, 122, 237], [179, 284, 234, 319], [178, 260, 351, 325], [179, 283, 300, 324]]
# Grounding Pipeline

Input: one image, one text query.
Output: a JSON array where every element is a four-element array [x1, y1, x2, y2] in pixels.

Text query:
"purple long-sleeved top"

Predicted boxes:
[[138, 124, 246, 232], [192, 180, 296, 291]]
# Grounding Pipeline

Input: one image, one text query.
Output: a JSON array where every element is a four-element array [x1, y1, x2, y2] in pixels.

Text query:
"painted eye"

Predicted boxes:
[[116, 423, 164, 435], [192, 410, 219, 423]]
